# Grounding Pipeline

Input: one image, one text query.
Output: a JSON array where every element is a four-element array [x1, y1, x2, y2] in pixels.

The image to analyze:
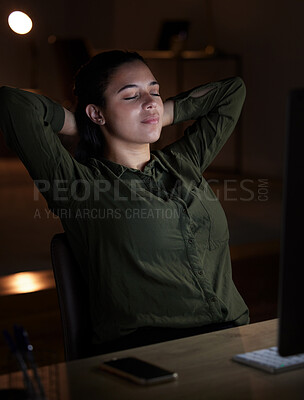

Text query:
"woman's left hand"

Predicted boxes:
[[162, 100, 174, 127]]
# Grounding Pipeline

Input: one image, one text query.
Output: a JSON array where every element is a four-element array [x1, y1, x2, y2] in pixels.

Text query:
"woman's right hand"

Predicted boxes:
[[58, 107, 79, 154]]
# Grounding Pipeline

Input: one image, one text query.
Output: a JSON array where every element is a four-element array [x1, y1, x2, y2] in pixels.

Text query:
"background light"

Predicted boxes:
[[0, 271, 55, 295], [8, 11, 33, 35]]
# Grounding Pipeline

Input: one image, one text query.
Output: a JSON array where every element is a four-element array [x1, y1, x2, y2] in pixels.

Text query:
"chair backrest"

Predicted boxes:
[[50, 233, 92, 361]]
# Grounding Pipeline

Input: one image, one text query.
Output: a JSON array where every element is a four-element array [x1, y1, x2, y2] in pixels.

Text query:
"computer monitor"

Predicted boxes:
[[278, 88, 304, 356]]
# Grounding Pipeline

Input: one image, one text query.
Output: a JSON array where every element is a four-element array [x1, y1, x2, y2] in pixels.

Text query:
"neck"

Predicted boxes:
[[103, 143, 151, 171]]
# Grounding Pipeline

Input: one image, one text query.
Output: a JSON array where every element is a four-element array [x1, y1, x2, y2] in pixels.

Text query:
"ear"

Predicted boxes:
[[85, 104, 105, 125]]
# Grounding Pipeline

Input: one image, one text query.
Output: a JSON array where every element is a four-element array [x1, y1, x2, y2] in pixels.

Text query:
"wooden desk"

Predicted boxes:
[[1, 319, 303, 399]]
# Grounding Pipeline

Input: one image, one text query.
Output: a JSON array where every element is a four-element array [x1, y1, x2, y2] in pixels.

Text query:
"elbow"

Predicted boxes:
[[0, 86, 18, 110], [234, 77, 246, 104], [0, 85, 14, 97]]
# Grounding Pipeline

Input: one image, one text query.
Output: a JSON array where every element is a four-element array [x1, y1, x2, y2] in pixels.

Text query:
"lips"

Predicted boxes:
[[141, 114, 159, 124]]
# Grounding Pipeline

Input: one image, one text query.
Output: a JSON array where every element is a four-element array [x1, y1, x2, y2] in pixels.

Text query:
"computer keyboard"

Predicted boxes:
[[232, 346, 304, 373]]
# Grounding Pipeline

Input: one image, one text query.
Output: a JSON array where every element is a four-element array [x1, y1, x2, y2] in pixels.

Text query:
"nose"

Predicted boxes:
[[142, 94, 157, 110]]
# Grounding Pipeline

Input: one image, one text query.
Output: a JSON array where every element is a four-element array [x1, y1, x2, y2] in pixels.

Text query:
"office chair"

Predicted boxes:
[[50, 233, 142, 360], [50, 233, 92, 361]]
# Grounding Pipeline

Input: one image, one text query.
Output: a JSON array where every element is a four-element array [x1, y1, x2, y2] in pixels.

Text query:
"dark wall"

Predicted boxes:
[[0, 0, 304, 177]]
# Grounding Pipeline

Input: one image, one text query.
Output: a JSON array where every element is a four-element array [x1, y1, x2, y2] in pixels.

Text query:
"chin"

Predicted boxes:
[[148, 134, 161, 144], [148, 128, 162, 143]]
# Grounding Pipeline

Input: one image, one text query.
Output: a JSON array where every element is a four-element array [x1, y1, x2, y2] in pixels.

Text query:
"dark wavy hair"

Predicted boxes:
[[74, 50, 146, 164]]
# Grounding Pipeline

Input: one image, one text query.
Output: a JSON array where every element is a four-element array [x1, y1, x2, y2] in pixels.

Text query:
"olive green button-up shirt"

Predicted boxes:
[[0, 76, 249, 344]]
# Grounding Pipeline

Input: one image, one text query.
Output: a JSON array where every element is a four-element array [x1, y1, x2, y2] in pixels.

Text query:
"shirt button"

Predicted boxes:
[[198, 270, 203, 275], [182, 208, 187, 213], [188, 239, 193, 245]]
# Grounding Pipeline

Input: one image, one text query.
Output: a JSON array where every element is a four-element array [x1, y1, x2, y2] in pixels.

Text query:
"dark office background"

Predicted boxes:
[[1, 0, 303, 177]]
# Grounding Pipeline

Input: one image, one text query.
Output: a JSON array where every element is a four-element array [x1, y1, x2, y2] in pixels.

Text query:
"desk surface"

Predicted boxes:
[[1, 319, 303, 400]]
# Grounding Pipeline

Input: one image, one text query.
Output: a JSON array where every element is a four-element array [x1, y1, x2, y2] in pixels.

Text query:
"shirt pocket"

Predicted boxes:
[[192, 180, 229, 250]]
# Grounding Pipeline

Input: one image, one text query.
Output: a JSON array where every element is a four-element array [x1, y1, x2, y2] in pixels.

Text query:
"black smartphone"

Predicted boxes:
[[99, 357, 178, 385]]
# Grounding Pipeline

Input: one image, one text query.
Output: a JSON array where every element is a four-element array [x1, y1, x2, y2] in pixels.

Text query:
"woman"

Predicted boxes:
[[0, 50, 249, 352]]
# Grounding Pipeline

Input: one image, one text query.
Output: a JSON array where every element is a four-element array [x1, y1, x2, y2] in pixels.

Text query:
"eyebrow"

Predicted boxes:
[[117, 81, 159, 94]]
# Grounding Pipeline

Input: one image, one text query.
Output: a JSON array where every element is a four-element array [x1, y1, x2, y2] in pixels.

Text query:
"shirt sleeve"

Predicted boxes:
[[164, 77, 246, 173], [0, 86, 88, 207]]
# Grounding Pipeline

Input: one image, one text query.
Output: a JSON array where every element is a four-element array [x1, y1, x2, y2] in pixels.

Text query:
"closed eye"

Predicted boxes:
[[123, 95, 138, 100], [123, 92, 160, 100]]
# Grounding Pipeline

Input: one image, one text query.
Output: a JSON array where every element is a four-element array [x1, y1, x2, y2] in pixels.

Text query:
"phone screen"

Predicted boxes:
[[100, 357, 178, 385]]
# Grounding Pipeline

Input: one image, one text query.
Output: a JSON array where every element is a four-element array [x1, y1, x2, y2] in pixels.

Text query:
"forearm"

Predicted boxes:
[[0, 86, 77, 184], [162, 85, 218, 128], [0, 86, 65, 150], [162, 77, 246, 173], [171, 77, 246, 125]]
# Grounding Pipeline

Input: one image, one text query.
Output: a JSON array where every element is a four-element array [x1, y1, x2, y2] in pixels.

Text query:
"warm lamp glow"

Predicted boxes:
[[11, 272, 41, 294], [0, 271, 55, 296], [8, 11, 33, 35]]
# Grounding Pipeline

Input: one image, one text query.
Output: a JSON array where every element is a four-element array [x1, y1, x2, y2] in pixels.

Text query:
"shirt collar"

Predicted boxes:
[[90, 153, 168, 178], [98, 158, 127, 178], [151, 152, 168, 170], [144, 153, 169, 175]]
